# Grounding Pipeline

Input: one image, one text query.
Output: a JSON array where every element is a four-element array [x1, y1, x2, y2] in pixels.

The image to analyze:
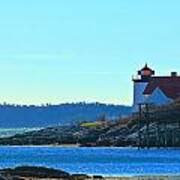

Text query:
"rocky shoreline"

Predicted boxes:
[[0, 166, 179, 180], [0, 99, 179, 148]]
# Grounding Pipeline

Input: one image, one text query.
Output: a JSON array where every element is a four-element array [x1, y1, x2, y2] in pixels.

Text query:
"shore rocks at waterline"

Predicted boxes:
[[0, 166, 180, 180], [0, 166, 71, 179]]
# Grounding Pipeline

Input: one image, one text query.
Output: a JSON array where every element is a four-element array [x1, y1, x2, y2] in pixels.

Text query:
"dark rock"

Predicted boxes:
[[93, 175, 104, 179], [0, 166, 71, 179], [72, 174, 91, 180], [12, 176, 25, 180], [0, 175, 7, 180]]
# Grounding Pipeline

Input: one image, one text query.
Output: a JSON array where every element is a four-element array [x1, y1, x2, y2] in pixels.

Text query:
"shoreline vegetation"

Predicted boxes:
[[0, 99, 179, 147], [0, 166, 179, 180]]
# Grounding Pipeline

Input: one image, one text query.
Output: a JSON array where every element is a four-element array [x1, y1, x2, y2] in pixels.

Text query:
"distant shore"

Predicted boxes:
[[1, 144, 180, 149], [0, 144, 81, 148]]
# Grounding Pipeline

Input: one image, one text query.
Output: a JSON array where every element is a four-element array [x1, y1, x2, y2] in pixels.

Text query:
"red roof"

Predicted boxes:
[[140, 64, 154, 72], [143, 76, 180, 99], [138, 64, 155, 76]]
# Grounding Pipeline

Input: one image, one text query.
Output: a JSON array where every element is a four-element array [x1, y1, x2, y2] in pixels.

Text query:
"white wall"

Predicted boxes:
[[132, 82, 148, 112]]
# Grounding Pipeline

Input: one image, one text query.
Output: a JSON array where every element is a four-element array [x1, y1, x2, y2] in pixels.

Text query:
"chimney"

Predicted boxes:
[[171, 72, 178, 77]]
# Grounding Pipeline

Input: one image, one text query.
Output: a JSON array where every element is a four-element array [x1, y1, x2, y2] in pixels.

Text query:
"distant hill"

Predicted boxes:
[[0, 103, 132, 128]]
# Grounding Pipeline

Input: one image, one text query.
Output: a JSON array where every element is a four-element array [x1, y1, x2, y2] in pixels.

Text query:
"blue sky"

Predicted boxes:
[[0, 0, 180, 105]]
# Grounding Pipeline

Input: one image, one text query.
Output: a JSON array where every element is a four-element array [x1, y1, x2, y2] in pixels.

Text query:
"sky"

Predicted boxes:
[[0, 0, 180, 105]]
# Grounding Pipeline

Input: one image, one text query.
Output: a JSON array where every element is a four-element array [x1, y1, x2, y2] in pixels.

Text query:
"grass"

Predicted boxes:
[[80, 122, 103, 128]]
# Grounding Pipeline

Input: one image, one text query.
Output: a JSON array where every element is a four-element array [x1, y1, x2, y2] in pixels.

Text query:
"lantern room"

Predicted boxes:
[[138, 64, 155, 78]]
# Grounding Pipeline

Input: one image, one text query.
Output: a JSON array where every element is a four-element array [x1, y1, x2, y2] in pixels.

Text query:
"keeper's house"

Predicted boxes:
[[132, 64, 180, 112]]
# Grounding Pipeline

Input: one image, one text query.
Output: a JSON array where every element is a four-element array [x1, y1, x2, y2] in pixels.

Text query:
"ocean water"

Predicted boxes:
[[0, 146, 180, 176]]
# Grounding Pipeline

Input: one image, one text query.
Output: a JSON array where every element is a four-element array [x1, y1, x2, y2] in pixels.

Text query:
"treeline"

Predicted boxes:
[[0, 102, 131, 128]]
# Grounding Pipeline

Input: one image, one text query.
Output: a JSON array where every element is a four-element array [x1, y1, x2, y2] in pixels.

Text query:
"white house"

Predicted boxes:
[[132, 64, 180, 112]]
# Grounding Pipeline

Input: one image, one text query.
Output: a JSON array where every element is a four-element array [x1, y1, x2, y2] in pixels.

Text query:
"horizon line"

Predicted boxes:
[[0, 101, 131, 107]]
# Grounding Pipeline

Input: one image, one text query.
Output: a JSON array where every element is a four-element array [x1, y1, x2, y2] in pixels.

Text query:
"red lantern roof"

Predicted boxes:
[[138, 64, 155, 76], [141, 64, 154, 71]]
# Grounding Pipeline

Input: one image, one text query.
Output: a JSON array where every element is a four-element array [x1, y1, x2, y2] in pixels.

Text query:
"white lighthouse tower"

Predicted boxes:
[[132, 64, 155, 112]]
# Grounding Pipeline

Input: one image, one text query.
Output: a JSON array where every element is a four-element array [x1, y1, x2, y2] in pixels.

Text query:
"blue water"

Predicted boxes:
[[0, 147, 180, 176]]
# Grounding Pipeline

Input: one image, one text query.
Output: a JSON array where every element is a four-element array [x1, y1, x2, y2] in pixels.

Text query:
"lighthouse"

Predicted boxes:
[[132, 64, 155, 112], [132, 64, 180, 112]]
